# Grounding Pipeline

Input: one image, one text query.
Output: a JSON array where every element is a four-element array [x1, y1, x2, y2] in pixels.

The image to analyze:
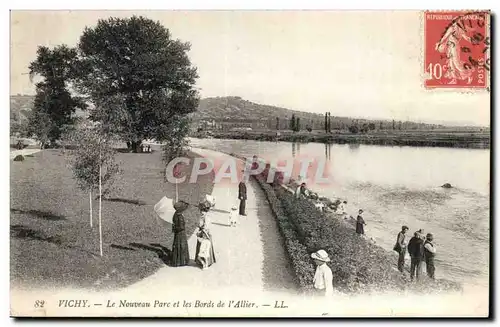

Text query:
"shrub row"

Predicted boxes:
[[252, 168, 462, 294], [252, 173, 315, 292], [227, 152, 462, 294]]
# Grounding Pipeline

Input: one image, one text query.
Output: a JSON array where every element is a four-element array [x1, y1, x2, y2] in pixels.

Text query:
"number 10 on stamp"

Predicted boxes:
[[424, 11, 490, 89]]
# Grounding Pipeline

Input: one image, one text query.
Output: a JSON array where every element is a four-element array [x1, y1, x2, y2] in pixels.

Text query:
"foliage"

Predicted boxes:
[[348, 125, 359, 134], [252, 173, 315, 291], [27, 46, 87, 146], [252, 170, 462, 294], [73, 16, 199, 151], [13, 155, 25, 162], [162, 115, 192, 164], [65, 123, 121, 197]]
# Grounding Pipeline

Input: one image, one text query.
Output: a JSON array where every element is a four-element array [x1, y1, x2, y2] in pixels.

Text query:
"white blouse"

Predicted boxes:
[[313, 263, 334, 296]]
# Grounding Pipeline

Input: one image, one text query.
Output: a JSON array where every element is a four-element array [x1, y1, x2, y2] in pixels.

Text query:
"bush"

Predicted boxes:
[[253, 173, 315, 292], [253, 170, 462, 294], [275, 186, 411, 293], [13, 155, 25, 162]]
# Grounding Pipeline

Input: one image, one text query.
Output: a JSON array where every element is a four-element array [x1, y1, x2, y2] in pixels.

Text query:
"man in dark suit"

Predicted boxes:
[[407, 230, 425, 282], [238, 178, 247, 216]]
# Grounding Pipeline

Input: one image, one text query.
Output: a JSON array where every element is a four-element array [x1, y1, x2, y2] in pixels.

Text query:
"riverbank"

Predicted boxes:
[[10, 148, 214, 290], [197, 130, 490, 149], [221, 151, 463, 294]]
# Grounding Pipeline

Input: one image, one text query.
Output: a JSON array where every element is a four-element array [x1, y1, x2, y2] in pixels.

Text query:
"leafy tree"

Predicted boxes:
[[324, 113, 328, 133], [27, 45, 87, 147], [327, 112, 331, 133], [368, 123, 376, 131], [290, 114, 296, 131], [379, 122, 383, 130], [398, 121, 402, 130], [74, 16, 199, 153], [276, 117, 280, 130], [348, 125, 359, 134], [392, 119, 396, 130]]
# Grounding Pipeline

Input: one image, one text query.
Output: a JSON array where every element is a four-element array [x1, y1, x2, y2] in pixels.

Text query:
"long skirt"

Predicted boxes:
[[171, 231, 190, 267], [195, 234, 216, 268], [356, 223, 365, 235]]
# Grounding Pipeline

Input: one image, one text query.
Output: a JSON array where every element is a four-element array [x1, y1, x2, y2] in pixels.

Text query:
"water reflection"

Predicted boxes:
[[348, 143, 360, 151], [324, 143, 332, 161], [292, 142, 301, 158]]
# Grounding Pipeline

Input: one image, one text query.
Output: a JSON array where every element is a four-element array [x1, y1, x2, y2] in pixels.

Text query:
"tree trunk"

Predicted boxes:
[[130, 140, 143, 153], [89, 190, 93, 228], [99, 162, 103, 257]]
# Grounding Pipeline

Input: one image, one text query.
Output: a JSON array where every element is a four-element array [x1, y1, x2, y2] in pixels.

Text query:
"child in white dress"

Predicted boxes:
[[229, 206, 238, 227], [197, 229, 212, 270]]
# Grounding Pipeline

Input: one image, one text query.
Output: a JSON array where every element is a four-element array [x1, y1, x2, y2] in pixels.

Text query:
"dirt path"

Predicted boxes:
[[121, 147, 296, 298]]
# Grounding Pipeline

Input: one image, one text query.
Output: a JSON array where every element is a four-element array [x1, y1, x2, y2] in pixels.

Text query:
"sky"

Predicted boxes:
[[10, 10, 490, 126]]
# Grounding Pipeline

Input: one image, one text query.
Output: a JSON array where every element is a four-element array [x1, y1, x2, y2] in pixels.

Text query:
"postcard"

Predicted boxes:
[[10, 10, 490, 317]]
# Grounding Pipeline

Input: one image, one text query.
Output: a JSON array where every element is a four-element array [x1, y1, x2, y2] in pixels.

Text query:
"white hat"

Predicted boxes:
[[311, 249, 330, 262]]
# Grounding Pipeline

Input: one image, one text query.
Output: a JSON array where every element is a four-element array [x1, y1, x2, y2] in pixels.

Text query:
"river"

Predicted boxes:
[[188, 138, 490, 291]]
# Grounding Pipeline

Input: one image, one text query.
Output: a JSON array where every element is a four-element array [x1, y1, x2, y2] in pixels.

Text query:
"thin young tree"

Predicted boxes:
[[66, 121, 121, 256]]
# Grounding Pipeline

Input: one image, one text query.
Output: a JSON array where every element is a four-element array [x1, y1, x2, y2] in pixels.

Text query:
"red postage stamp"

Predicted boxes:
[[424, 11, 490, 89]]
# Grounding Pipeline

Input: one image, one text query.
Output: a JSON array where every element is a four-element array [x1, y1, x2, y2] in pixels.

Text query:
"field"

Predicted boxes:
[[10, 148, 214, 291]]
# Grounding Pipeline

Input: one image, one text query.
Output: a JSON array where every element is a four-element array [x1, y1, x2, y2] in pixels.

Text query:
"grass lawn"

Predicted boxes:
[[10, 148, 214, 291]]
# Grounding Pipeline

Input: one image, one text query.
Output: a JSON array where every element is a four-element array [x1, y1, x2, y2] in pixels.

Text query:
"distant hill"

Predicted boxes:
[[10, 94, 486, 132], [193, 96, 451, 131], [10, 95, 34, 123]]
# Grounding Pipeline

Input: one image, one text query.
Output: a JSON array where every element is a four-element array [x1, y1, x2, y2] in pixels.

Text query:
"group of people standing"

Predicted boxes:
[[168, 177, 248, 270], [170, 200, 217, 270], [394, 226, 437, 281]]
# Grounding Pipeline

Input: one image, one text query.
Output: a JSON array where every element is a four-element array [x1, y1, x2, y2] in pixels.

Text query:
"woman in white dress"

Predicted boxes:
[[195, 201, 216, 269]]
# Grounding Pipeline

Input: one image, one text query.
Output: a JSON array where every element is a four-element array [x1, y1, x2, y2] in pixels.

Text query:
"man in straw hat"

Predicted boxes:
[[311, 249, 333, 297]]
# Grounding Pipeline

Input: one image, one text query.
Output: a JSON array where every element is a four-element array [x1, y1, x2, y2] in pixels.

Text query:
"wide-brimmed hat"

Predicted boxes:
[[198, 201, 211, 212], [426, 233, 433, 239], [173, 201, 189, 213], [311, 249, 330, 262]]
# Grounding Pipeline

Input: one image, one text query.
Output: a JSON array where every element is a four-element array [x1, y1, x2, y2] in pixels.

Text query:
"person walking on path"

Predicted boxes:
[[355, 209, 366, 236], [171, 201, 190, 267], [229, 205, 238, 227], [424, 233, 437, 280], [311, 250, 334, 297], [195, 202, 216, 269], [394, 225, 409, 272], [238, 177, 247, 216], [407, 231, 425, 282]]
